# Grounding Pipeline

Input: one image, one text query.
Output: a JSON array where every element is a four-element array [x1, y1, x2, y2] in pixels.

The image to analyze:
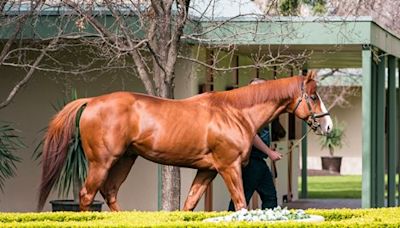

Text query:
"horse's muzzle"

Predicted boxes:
[[306, 117, 329, 136]]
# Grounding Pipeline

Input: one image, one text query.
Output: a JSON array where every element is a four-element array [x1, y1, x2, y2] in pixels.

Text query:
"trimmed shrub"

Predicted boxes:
[[0, 207, 400, 227]]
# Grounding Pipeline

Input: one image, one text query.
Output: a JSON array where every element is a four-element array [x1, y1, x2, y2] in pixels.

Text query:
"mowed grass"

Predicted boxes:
[[299, 174, 400, 199], [299, 175, 362, 198]]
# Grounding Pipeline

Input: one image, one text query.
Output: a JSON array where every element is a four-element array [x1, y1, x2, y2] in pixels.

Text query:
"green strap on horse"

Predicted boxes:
[[74, 103, 87, 144]]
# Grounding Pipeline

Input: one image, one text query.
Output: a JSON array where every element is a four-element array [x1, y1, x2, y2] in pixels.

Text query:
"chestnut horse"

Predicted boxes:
[[38, 71, 332, 211]]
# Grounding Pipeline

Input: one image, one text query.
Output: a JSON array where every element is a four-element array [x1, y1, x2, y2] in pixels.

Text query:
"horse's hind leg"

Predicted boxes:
[[183, 170, 217, 211], [79, 157, 116, 211], [100, 153, 137, 211], [79, 141, 125, 211]]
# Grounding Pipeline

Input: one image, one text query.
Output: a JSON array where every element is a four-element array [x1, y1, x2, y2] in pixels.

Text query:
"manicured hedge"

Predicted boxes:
[[1, 207, 400, 227]]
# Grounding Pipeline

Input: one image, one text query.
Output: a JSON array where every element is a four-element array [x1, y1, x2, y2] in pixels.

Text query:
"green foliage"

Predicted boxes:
[[279, 0, 300, 16], [312, 0, 327, 14], [55, 118, 87, 198], [319, 118, 345, 156], [1, 208, 400, 227], [279, 0, 327, 16], [34, 89, 87, 199], [0, 122, 23, 192]]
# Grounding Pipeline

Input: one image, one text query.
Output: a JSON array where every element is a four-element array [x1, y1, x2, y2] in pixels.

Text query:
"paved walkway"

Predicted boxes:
[[282, 199, 362, 209]]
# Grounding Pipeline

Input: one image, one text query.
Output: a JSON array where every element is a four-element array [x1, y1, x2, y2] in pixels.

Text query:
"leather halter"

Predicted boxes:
[[292, 82, 330, 131]]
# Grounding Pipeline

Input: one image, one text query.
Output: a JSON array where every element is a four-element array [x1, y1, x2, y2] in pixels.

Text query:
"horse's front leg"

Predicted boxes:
[[183, 170, 217, 211], [217, 161, 246, 211]]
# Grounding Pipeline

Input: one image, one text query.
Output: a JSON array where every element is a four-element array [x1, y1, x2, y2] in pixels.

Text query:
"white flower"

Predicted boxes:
[[203, 206, 312, 222]]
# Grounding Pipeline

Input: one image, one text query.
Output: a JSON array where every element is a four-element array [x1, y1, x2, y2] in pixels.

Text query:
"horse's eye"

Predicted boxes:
[[310, 94, 318, 101]]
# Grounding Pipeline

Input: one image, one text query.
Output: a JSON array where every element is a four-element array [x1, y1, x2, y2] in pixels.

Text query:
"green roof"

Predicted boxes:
[[2, 5, 400, 68]]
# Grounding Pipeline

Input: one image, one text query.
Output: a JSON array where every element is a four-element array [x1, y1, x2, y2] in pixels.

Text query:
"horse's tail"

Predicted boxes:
[[37, 98, 91, 211]]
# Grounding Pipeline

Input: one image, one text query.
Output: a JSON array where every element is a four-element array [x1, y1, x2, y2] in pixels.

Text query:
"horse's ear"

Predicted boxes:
[[305, 70, 316, 82]]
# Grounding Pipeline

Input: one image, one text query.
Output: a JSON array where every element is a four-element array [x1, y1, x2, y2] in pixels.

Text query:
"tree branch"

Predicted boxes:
[[0, 37, 59, 109]]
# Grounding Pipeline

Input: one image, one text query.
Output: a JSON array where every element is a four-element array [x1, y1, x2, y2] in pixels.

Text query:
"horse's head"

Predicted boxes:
[[290, 71, 333, 135]]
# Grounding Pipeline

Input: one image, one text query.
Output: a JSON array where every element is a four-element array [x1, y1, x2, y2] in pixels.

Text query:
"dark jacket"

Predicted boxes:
[[250, 127, 270, 160]]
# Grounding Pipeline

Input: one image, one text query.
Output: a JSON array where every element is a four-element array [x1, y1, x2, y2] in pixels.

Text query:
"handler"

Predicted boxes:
[[228, 78, 283, 211]]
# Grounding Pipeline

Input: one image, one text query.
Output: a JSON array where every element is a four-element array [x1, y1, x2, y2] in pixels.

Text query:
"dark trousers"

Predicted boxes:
[[228, 157, 277, 211]]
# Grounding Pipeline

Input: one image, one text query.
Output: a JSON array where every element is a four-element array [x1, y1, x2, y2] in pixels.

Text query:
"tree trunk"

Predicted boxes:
[[158, 74, 181, 211], [161, 165, 181, 210]]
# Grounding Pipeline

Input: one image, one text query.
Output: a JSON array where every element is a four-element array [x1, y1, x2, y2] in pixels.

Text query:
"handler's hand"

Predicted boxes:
[[267, 149, 283, 161]]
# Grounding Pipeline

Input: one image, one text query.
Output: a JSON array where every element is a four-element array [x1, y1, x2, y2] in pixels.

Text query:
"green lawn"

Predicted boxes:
[[299, 174, 400, 199], [299, 175, 362, 198]]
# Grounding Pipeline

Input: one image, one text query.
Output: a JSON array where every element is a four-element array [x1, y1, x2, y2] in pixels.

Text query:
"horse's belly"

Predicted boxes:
[[135, 149, 215, 170]]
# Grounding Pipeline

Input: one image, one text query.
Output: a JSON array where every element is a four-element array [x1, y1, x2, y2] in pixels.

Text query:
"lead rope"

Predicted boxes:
[[281, 115, 313, 204], [282, 127, 312, 156], [271, 67, 278, 185]]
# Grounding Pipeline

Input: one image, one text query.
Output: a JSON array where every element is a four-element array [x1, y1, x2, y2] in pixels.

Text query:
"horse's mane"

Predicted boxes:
[[209, 76, 304, 109]]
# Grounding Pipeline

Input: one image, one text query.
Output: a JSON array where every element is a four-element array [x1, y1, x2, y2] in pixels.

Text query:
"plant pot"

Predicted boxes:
[[50, 200, 103, 212], [321, 156, 342, 174]]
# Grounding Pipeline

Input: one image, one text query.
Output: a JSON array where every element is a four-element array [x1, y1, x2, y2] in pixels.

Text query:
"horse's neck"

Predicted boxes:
[[208, 77, 300, 132], [242, 100, 291, 132], [240, 79, 299, 131]]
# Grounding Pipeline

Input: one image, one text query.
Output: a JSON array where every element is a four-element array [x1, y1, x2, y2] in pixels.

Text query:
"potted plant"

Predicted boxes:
[[34, 90, 103, 211], [0, 122, 23, 194], [319, 119, 345, 174]]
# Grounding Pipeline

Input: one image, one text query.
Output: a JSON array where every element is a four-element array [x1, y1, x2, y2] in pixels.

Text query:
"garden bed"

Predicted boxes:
[[1, 207, 400, 227]]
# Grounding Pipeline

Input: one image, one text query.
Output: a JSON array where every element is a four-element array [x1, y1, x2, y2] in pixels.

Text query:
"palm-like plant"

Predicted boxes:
[[34, 90, 87, 201], [319, 119, 345, 156], [0, 122, 23, 193]]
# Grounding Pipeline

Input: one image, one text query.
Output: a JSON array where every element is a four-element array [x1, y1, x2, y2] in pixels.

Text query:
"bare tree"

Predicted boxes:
[[329, 0, 400, 36], [0, 0, 46, 109], [317, 69, 361, 110]]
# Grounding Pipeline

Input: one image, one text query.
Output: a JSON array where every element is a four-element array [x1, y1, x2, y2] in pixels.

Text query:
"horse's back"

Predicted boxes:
[[78, 91, 212, 165], [78, 91, 253, 169]]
